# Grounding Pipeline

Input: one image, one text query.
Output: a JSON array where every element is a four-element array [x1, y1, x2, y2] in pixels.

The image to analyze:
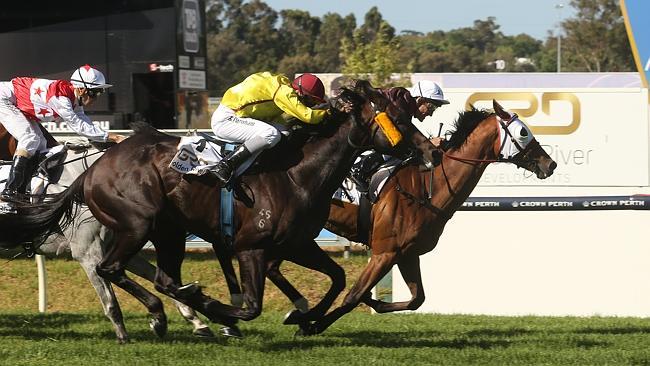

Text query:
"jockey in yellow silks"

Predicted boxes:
[[210, 71, 329, 183]]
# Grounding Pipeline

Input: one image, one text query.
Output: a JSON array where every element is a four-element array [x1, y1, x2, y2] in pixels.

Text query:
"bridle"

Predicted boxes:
[[345, 100, 387, 151], [442, 113, 538, 166]]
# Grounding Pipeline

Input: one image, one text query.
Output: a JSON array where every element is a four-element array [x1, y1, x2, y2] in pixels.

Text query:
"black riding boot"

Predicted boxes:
[[350, 151, 385, 193], [1, 155, 31, 202], [213, 144, 253, 184], [18, 155, 39, 195]]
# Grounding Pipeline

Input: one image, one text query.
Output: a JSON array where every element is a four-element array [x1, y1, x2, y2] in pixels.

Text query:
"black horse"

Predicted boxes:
[[0, 83, 432, 332]]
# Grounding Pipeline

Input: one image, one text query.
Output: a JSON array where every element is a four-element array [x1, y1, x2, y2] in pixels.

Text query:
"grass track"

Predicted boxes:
[[2, 252, 650, 365], [2, 311, 650, 365]]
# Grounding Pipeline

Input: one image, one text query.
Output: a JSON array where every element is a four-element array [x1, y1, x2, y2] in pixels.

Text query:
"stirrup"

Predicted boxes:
[[214, 168, 233, 184], [350, 176, 369, 193]]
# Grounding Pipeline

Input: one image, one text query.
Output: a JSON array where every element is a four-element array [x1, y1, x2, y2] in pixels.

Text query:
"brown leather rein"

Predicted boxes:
[[441, 113, 535, 165]]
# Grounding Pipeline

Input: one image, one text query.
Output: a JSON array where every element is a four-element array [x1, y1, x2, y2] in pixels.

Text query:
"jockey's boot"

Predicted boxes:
[[17, 155, 39, 195], [1, 155, 31, 202], [213, 144, 252, 184]]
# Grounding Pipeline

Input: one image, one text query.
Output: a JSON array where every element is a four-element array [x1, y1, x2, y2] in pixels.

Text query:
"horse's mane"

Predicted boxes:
[[130, 121, 170, 138], [446, 107, 493, 149]]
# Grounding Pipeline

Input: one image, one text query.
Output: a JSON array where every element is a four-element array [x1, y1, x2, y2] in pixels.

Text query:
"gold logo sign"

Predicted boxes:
[[466, 92, 580, 135]]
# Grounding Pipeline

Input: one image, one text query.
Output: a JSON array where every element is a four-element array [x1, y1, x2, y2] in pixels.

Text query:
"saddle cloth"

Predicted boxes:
[[169, 136, 222, 175], [333, 157, 401, 205], [169, 136, 256, 178]]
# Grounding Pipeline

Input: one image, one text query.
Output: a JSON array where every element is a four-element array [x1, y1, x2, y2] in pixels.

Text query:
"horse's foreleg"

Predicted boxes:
[[267, 259, 310, 312], [179, 248, 267, 323], [309, 252, 396, 335], [281, 240, 345, 325], [212, 244, 243, 307], [125, 253, 213, 337], [363, 254, 425, 313]]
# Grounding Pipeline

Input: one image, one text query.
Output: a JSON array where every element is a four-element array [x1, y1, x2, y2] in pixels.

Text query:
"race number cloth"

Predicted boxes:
[[169, 136, 224, 175]]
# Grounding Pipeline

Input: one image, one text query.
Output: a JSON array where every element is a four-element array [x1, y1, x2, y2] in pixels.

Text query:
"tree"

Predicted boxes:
[[314, 13, 356, 72], [205, 0, 281, 95], [558, 0, 634, 72], [357, 6, 394, 44], [341, 20, 411, 88], [278, 9, 321, 57]]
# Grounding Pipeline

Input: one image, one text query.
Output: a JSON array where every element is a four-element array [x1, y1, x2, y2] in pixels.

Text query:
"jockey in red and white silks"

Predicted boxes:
[[0, 64, 125, 207]]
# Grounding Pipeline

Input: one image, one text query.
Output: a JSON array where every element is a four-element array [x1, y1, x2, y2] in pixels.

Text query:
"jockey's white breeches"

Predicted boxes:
[[211, 104, 283, 155], [0, 82, 46, 157]]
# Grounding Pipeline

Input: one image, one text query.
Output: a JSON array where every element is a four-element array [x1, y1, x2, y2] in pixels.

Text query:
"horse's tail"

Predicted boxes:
[[0, 170, 87, 249]]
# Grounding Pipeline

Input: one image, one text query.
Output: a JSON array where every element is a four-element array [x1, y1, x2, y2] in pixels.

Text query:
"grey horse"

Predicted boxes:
[[9, 141, 221, 343]]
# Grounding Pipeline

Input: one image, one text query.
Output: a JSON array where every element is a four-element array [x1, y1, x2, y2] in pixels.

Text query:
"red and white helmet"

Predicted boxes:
[[70, 64, 112, 89], [291, 73, 325, 103]]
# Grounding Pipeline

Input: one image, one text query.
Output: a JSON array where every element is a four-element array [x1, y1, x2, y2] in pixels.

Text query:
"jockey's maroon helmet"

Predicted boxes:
[[291, 73, 325, 103]]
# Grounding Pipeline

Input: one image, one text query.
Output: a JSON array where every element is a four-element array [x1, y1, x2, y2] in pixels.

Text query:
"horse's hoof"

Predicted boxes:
[[150, 317, 168, 338], [116, 336, 130, 344], [193, 326, 215, 338], [219, 325, 243, 339], [283, 309, 303, 325]]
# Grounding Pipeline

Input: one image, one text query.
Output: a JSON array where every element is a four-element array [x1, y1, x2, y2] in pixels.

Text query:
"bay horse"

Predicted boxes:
[[264, 100, 556, 335], [0, 126, 216, 343], [0, 83, 432, 330]]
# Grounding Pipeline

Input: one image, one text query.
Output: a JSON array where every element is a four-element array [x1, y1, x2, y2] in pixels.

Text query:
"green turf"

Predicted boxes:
[[2, 252, 650, 365], [1, 311, 650, 365]]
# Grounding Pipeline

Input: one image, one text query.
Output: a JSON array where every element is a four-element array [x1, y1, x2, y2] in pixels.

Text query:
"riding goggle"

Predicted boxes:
[[423, 99, 442, 113], [87, 88, 106, 98]]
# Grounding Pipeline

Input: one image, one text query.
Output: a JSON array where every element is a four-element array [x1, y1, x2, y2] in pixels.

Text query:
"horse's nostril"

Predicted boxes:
[[549, 161, 557, 172]]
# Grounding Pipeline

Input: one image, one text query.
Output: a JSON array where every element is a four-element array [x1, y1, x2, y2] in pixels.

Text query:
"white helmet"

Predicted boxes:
[[409, 80, 449, 105], [70, 64, 112, 89]]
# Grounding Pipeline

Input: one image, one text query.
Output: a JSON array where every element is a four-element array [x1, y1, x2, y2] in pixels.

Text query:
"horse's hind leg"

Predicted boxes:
[[280, 239, 346, 326], [125, 253, 213, 338], [74, 252, 128, 343], [69, 220, 128, 343], [95, 230, 168, 338]]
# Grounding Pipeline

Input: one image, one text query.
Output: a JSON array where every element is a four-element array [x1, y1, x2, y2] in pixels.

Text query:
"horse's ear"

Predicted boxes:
[[493, 100, 510, 120]]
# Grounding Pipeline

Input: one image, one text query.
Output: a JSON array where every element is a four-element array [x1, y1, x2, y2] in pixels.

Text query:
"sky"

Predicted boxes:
[[261, 0, 577, 41]]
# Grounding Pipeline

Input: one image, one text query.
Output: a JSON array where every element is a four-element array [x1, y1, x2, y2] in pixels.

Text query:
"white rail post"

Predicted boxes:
[[35, 254, 47, 313]]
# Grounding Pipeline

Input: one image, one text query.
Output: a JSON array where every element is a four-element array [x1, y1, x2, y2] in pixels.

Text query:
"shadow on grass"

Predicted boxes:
[[261, 329, 512, 351], [466, 328, 536, 338], [574, 326, 650, 335], [0, 313, 95, 328], [0, 313, 268, 345]]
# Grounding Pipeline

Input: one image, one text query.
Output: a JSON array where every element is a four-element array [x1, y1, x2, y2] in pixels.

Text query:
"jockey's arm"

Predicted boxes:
[[273, 84, 328, 125], [49, 96, 109, 142]]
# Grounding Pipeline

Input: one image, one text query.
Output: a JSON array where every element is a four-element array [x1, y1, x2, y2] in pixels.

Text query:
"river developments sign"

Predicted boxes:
[[430, 88, 649, 187]]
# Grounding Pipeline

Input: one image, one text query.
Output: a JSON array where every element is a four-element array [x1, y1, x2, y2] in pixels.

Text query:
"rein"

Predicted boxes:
[[345, 101, 384, 151], [441, 113, 533, 165]]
